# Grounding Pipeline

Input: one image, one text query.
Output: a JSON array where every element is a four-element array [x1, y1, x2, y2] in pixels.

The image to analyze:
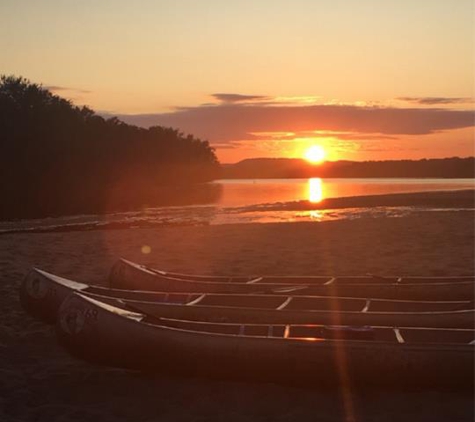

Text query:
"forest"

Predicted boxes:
[[0, 76, 220, 219]]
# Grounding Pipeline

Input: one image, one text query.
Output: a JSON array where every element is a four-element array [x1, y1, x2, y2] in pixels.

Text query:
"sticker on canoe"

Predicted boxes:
[[25, 274, 50, 299], [60, 304, 98, 334]]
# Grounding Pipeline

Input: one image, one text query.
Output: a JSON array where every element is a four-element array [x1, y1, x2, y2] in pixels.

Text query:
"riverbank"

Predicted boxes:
[[1, 188, 473, 234]]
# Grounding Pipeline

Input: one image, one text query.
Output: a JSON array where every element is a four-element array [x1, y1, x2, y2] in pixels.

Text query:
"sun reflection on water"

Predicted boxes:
[[308, 178, 324, 203], [308, 210, 324, 220]]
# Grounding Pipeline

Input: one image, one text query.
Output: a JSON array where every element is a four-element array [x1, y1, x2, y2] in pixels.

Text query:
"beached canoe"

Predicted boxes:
[[109, 259, 475, 300], [56, 292, 475, 387], [112, 258, 475, 285], [20, 268, 475, 328]]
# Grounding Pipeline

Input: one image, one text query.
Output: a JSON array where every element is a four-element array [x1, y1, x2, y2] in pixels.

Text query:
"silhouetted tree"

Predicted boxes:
[[0, 75, 220, 219]]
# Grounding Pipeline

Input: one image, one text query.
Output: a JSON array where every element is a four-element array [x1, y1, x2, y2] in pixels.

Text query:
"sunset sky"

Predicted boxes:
[[2, 0, 474, 163]]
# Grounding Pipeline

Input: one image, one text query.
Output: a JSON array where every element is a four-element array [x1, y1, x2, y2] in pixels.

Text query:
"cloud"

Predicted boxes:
[[212, 93, 270, 103], [248, 130, 398, 142], [45, 85, 91, 95], [110, 99, 475, 145], [398, 97, 474, 105]]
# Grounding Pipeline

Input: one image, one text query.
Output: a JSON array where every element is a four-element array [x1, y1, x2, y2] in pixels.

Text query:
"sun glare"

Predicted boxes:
[[304, 145, 326, 164]]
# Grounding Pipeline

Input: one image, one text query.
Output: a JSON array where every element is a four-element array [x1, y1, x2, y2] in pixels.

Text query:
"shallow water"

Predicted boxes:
[[1, 179, 473, 233]]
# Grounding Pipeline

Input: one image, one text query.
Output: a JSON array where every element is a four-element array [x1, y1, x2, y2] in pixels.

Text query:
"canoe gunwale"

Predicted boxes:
[[62, 292, 475, 347], [110, 259, 475, 301]]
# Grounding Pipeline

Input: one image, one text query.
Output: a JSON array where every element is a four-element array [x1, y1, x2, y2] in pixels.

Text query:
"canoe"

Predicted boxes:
[[124, 259, 475, 284], [109, 259, 475, 300], [56, 292, 475, 387], [20, 268, 475, 328]]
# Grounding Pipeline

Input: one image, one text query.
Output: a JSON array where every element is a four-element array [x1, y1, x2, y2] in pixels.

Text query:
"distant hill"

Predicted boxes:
[[221, 157, 475, 179]]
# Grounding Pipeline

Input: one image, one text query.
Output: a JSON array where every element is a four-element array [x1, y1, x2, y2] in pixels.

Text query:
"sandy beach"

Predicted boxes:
[[1, 210, 474, 422]]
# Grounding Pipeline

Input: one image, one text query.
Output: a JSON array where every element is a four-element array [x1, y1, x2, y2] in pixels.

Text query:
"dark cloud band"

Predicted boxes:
[[212, 93, 270, 103], [45, 85, 91, 94], [398, 97, 473, 105], [109, 100, 474, 145]]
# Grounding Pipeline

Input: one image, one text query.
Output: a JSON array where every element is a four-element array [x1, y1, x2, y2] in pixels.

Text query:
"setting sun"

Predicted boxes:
[[304, 145, 326, 164]]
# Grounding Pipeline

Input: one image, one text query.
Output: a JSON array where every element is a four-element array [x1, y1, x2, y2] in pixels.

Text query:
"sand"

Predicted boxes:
[[1, 210, 474, 421]]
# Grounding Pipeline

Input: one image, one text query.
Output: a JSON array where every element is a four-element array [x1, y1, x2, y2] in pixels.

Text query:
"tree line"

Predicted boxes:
[[0, 76, 220, 219], [222, 157, 475, 179]]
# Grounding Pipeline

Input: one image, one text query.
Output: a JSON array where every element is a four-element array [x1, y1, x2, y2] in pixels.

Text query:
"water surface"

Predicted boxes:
[[1, 178, 473, 233], [213, 178, 474, 207]]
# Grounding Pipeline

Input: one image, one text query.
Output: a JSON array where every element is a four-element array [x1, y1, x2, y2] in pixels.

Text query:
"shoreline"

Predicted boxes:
[[1, 210, 473, 281], [1, 189, 473, 235], [235, 188, 475, 211]]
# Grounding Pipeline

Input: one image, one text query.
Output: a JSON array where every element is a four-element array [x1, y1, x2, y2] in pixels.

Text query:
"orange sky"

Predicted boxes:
[[1, 0, 474, 163]]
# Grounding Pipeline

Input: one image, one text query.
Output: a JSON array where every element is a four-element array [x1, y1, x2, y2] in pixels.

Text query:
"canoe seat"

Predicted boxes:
[[185, 294, 206, 306], [288, 325, 375, 340], [246, 277, 263, 284], [321, 326, 375, 340]]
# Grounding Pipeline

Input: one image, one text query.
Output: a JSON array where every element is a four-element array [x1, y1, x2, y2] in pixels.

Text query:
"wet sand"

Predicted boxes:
[[1, 210, 474, 421]]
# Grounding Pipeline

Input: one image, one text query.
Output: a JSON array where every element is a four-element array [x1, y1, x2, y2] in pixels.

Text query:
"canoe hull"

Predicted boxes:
[[57, 293, 475, 387]]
